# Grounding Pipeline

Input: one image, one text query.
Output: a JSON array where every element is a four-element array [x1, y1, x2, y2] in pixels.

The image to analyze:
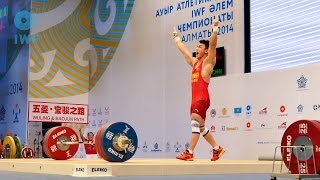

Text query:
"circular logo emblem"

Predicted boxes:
[[210, 109, 216, 118], [246, 122, 251, 128], [222, 108, 227, 115]]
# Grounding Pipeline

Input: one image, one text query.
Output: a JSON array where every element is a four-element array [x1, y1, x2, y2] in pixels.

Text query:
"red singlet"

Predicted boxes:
[[190, 61, 210, 119], [84, 140, 97, 154]]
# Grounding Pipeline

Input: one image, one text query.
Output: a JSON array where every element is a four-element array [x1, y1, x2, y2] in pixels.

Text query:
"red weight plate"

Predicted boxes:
[[95, 123, 113, 161], [281, 120, 320, 174], [44, 127, 60, 158], [45, 126, 79, 160], [43, 127, 59, 158], [95, 125, 105, 160], [21, 147, 34, 158], [312, 120, 320, 126]]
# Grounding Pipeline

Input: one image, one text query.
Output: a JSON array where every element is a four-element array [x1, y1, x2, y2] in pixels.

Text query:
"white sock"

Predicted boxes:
[[187, 149, 193, 154], [213, 146, 220, 150]]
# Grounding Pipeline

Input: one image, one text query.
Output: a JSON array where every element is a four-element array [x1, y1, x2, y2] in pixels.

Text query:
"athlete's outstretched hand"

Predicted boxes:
[[173, 27, 178, 39]]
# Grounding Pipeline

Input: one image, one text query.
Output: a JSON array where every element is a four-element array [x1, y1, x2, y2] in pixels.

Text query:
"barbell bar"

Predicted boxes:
[[56, 135, 131, 148]]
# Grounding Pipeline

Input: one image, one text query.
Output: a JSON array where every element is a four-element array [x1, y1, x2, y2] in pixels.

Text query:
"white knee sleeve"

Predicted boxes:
[[191, 120, 200, 134], [200, 126, 209, 136]]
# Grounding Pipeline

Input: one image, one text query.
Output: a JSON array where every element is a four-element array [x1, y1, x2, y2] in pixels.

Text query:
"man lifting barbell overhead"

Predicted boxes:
[[173, 20, 225, 161]]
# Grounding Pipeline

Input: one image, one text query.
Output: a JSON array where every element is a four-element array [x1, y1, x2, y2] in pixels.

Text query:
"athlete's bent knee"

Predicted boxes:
[[200, 126, 209, 136]]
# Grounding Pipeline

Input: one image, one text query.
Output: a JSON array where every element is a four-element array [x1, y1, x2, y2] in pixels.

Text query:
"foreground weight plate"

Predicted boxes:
[[95, 123, 112, 161], [21, 147, 35, 158], [3, 136, 17, 159], [13, 136, 22, 158], [43, 127, 59, 158], [44, 126, 79, 160], [281, 120, 320, 174], [100, 122, 138, 162]]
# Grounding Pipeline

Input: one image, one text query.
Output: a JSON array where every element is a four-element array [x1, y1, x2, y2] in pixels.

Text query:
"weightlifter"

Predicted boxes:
[[173, 20, 225, 161], [79, 128, 97, 158]]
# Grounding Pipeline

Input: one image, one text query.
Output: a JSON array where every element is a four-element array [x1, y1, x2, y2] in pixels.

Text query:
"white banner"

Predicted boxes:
[[28, 101, 88, 124]]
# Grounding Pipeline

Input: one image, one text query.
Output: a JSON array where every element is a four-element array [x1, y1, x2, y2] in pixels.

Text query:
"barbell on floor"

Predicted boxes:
[[43, 121, 138, 162]]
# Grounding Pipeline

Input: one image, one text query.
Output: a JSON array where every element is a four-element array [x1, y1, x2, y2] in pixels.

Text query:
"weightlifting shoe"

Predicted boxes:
[[176, 149, 194, 161], [211, 146, 225, 161]]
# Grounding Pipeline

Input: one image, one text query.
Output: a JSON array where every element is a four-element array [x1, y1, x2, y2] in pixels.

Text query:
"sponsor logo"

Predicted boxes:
[[259, 107, 267, 115], [297, 104, 304, 113], [278, 105, 288, 117], [257, 123, 272, 130], [210, 109, 216, 118], [92, 108, 97, 116], [184, 142, 190, 149], [104, 107, 110, 115], [246, 105, 252, 117], [91, 167, 108, 172], [233, 107, 242, 115], [218, 107, 230, 118], [98, 120, 103, 127], [98, 108, 102, 115], [221, 125, 226, 131], [9, 10, 41, 45], [151, 143, 162, 152], [278, 122, 287, 129], [313, 105, 320, 111], [75, 167, 85, 172], [226, 126, 238, 131], [257, 141, 280, 145], [91, 119, 96, 127], [297, 75, 308, 90], [165, 142, 170, 152], [210, 125, 216, 132], [222, 107, 227, 115], [142, 141, 148, 152], [245, 122, 253, 131], [174, 142, 181, 152]]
